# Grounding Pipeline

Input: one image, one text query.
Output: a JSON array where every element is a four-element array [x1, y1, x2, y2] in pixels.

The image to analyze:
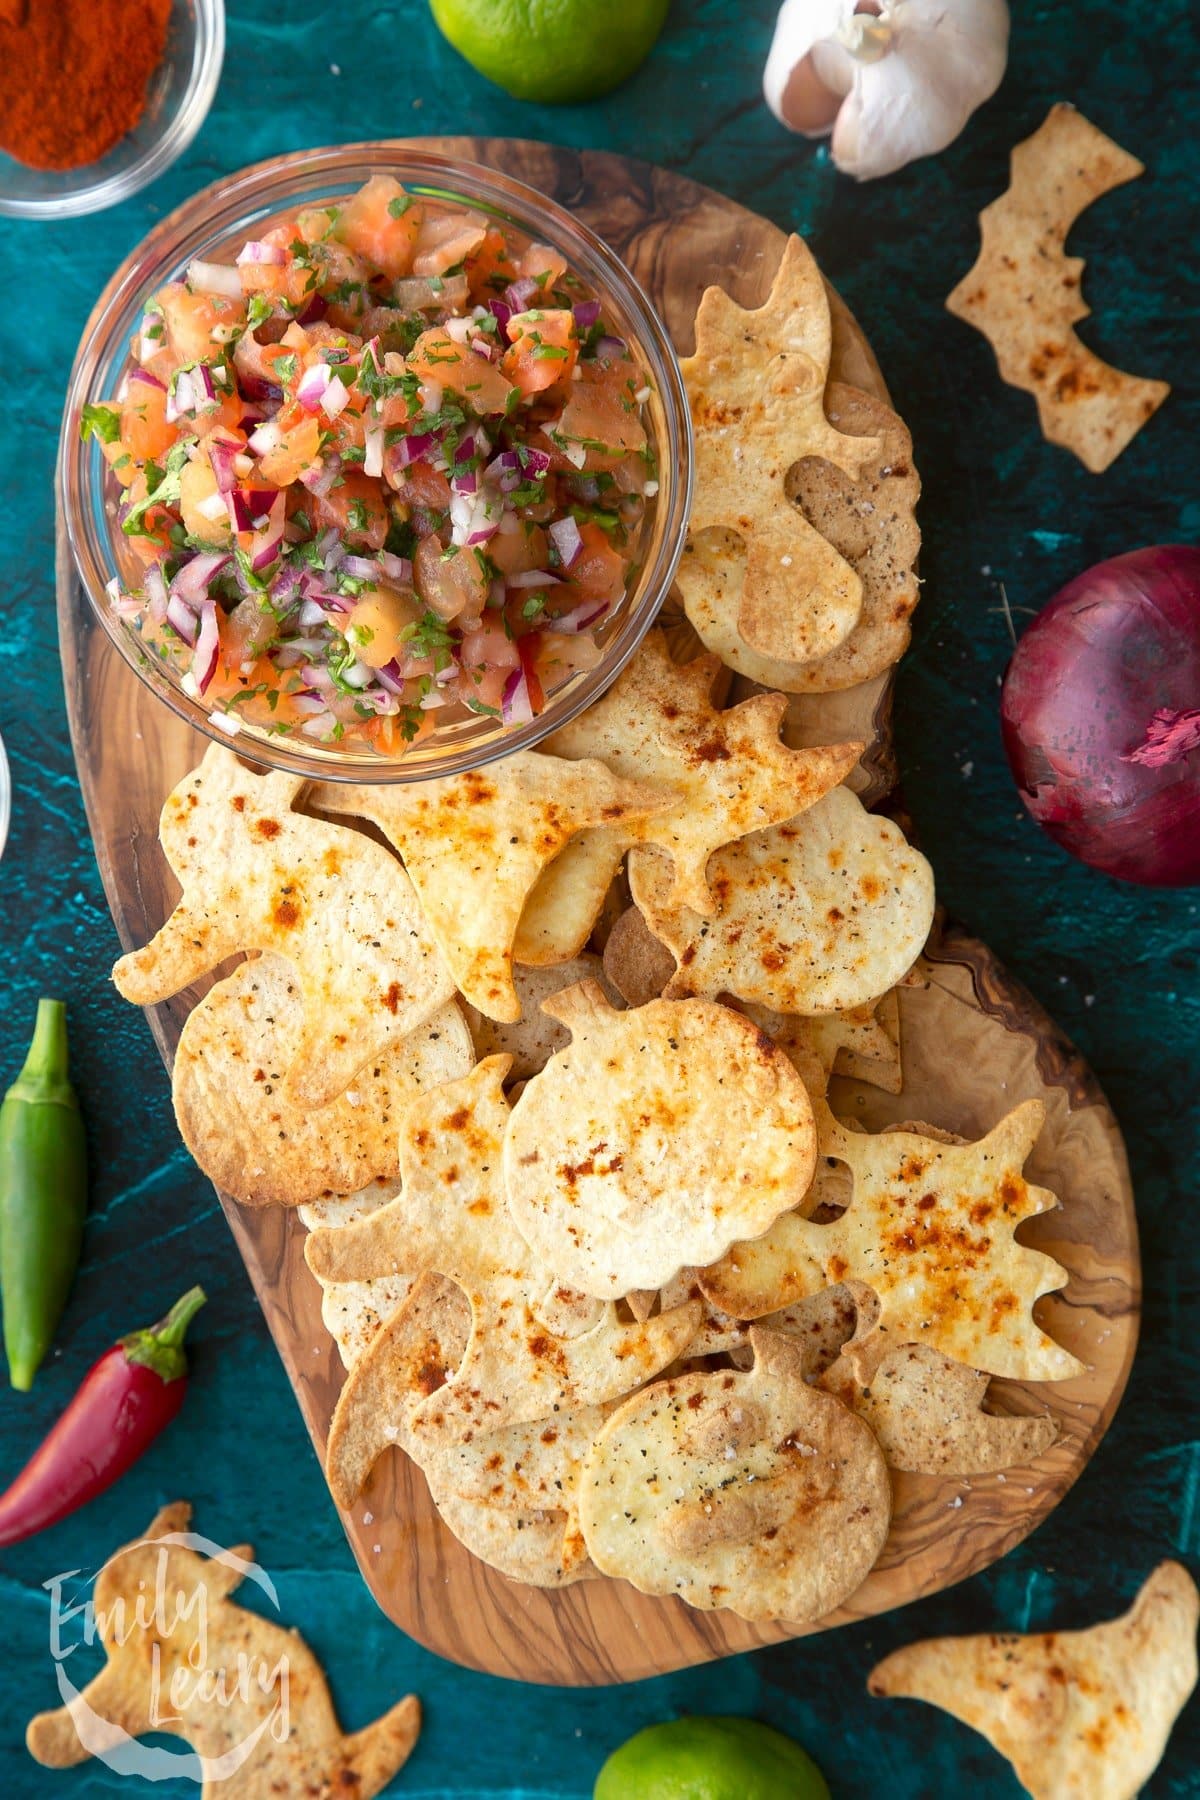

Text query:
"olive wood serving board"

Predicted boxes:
[[57, 138, 1138, 1686]]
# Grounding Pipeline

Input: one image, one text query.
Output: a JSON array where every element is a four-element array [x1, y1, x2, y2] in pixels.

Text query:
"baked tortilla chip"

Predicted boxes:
[[512, 831, 629, 967], [423, 1472, 598, 1589], [462, 954, 621, 1080], [26, 1502, 421, 1797], [308, 1059, 700, 1448], [703, 1101, 1083, 1383], [822, 1342, 1058, 1475], [868, 1563, 1200, 1799], [315, 752, 667, 1023], [683, 386, 920, 692], [579, 1328, 890, 1623], [602, 904, 677, 1008], [112, 746, 453, 1108], [504, 984, 815, 1297], [299, 1184, 410, 1370], [325, 1273, 470, 1505], [739, 995, 902, 1099], [174, 954, 473, 1206], [630, 785, 934, 1016], [546, 630, 860, 915], [678, 236, 880, 664], [946, 104, 1169, 474]]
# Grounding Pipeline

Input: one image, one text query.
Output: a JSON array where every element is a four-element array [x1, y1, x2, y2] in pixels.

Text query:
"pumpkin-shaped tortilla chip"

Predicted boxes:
[[504, 984, 816, 1298], [868, 1563, 1200, 1799], [630, 785, 934, 1016], [307, 1059, 700, 1446], [112, 746, 454, 1108], [579, 1328, 891, 1623]]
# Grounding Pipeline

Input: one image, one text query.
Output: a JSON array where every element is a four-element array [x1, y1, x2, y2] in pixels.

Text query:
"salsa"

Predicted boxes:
[[84, 177, 657, 754]]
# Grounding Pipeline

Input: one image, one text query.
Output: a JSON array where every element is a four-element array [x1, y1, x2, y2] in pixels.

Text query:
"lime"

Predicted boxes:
[[593, 1716, 831, 1800], [429, 0, 670, 104]]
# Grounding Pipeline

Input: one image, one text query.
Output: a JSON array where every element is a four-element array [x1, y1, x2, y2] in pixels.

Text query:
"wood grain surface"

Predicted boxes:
[[57, 138, 1139, 1686]]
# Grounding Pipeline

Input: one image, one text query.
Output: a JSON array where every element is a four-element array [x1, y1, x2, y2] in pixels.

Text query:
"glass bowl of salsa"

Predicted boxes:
[[61, 144, 693, 782]]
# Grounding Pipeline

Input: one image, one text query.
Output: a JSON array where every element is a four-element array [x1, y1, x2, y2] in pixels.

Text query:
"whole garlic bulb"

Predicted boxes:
[[764, 0, 1011, 181]]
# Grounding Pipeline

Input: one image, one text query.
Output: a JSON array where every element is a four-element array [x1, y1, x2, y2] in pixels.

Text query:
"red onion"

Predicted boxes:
[[573, 299, 601, 331], [171, 552, 231, 609], [191, 603, 221, 694], [247, 419, 282, 457], [237, 240, 287, 268], [187, 259, 243, 299], [299, 456, 341, 499], [501, 664, 535, 725], [297, 362, 332, 412], [1001, 545, 1200, 887], [547, 597, 609, 635], [207, 438, 240, 495], [504, 278, 539, 313], [549, 516, 583, 569], [376, 550, 413, 585], [128, 368, 166, 392], [166, 593, 199, 645]]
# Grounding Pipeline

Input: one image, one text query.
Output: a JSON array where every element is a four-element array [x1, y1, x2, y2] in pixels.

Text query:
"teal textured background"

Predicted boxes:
[[1, 2, 1197, 1794]]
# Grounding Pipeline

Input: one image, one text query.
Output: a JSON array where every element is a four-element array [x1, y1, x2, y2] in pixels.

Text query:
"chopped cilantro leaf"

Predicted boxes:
[[387, 194, 414, 218], [80, 403, 121, 445]]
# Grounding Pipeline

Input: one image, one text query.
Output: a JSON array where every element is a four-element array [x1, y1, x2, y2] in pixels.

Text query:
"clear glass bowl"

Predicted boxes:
[[60, 145, 693, 783], [0, 0, 224, 219]]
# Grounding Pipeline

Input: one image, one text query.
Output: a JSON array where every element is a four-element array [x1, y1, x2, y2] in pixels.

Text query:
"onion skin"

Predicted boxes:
[[1000, 546, 1200, 888]]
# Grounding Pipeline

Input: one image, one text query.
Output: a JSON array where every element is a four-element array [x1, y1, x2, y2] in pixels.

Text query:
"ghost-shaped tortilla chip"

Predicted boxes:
[[869, 1563, 1199, 1799], [112, 746, 453, 1107]]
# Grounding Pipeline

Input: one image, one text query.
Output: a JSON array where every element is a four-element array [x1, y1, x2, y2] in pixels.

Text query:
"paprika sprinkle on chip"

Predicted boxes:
[[0, 0, 172, 172]]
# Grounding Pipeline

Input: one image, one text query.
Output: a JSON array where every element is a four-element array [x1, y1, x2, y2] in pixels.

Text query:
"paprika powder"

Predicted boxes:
[[0, 0, 172, 172]]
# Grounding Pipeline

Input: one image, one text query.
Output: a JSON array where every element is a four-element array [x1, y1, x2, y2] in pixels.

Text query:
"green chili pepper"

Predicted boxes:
[[0, 999, 88, 1390]]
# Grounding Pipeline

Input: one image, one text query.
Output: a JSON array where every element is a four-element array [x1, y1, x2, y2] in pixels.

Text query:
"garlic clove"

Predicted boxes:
[[766, 0, 1011, 181], [764, 0, 853, 136]]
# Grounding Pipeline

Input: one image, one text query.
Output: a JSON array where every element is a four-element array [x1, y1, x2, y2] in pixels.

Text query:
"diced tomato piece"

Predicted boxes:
[[407, 330, 516, 414], [313, 470, 389, 550], [411, 209, 488, 278], [489, 516, 548, 576], [414, 537, 490, 622], [557, 358, 648, 465], [502, 310, 578, 398], [466, 227, 519, 298], [459, 617, 521, 678], [158, 283, 248, 365], [257, 414, 322, 486], [552, 522, 626, 611], [385, 458, 452, 511], [518, 244, 568, 293], [119, 380, 176, 462], [334, 177, 423, 280]]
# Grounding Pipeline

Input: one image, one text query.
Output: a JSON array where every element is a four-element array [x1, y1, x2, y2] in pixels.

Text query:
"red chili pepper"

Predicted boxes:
[[0, 1285, 205, 1548]]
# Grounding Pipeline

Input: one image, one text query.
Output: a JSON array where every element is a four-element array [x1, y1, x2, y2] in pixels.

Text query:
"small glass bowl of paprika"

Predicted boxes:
[[0, 0, 224, 220]]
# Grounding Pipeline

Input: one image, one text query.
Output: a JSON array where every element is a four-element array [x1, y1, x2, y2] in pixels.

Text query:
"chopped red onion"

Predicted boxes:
[[322, 372, 349, 417], [166, 593, 199, 644], [375, 661, 407, 696], [236, 240, 287, 267], [297, 362, 332, 412], [507, 569, 562, 589], [340, 554, 381, 581], [187, 259, 243, 299], [573, 299, 601, 331], [501, 664, 535, 725], [548, 516, 583, 569], [376, 550, 413, 584], [207, 437, 240, 495], [547, 597, 609, 634], [247, 419, 282, 457], [227, 488, 276, 533], [170, 552, 230, 610], [298, 598, 330, 630], [129, 368, 166, 392], [192, 603, 221, 693], [594, 335, 627, 360], [165, 369, 195, 424], [296, 293, 329, 327], [488, 298, 512, 330], [363, 425, 384, 479], [144, 564, 169, 623], [299, 455, 341, 498], [505, 277, 539, 312], [389, 432, 435, 471]]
